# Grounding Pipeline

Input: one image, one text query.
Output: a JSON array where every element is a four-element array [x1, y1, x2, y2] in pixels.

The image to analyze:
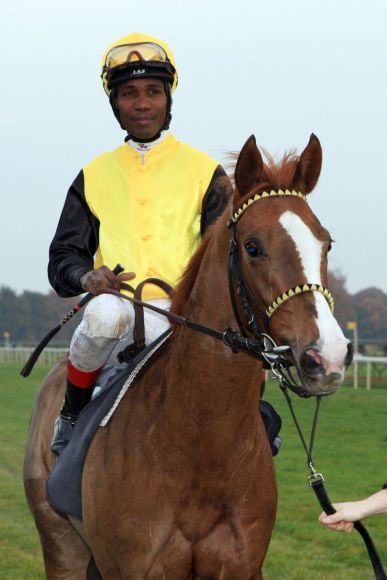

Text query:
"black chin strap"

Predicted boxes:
[[125, 133, 161, 143]]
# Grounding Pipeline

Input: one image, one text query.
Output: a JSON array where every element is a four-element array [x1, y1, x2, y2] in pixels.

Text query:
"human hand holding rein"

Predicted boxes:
[[319, 489, 387, 532], [80, 265, 135, 296]]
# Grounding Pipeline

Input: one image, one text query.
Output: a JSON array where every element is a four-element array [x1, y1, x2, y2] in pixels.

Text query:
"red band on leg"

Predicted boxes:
[[67, 357, 102, 389]]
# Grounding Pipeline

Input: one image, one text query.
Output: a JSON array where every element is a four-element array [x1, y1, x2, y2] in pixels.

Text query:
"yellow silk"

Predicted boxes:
[[83, 133, 218, 299]]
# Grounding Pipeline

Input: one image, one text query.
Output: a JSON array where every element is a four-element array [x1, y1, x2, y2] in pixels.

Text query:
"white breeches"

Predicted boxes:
[[69, 294, 171, 371]]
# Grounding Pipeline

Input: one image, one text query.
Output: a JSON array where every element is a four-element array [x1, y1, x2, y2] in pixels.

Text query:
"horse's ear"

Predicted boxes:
[[293, 133, 322, 194], [234, 135, 264, 198]]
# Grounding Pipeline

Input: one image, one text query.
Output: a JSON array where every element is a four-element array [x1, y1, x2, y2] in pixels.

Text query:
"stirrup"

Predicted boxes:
[[51, 413, 77, 457]]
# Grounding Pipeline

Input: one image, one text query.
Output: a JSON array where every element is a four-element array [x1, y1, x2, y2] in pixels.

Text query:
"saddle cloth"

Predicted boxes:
[[46, 330, 172, 518]]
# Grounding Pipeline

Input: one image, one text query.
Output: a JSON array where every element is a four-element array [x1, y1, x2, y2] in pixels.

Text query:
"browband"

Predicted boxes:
[[229, 189, 307, 224]]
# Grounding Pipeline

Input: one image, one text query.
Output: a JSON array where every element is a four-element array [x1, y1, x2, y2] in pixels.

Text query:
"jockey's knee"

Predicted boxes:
[[69, 295, 134, 371], [82, 294, 133, 339]]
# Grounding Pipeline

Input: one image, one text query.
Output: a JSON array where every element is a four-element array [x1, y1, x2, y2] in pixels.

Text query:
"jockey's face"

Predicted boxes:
[[115, 78, 167, 139]]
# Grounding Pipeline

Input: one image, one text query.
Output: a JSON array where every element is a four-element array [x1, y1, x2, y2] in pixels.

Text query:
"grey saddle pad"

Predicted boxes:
[[46, 330, 171, 518]]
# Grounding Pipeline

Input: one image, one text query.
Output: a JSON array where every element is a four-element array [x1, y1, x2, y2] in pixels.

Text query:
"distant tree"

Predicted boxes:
[[43, 290, 79, 346], [0, 285, 79, 346], [20, 291, 51, 344], [353, 287, 387, 340], [0, 286, 26, 344], [327, 270, 355, 335]]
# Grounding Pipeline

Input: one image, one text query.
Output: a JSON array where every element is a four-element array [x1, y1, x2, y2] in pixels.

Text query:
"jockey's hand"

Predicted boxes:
[[80, 266, 136, 296]]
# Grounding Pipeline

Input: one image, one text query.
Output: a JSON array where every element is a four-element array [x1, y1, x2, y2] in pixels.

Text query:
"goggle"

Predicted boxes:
[[103, 42, 170, 72]]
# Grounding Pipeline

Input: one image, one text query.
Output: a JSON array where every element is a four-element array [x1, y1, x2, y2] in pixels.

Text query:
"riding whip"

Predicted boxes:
[[20, 264, 125, 377]]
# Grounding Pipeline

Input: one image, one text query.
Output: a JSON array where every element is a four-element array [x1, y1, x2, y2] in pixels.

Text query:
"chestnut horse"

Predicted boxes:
[[24, 134, 351, 579]]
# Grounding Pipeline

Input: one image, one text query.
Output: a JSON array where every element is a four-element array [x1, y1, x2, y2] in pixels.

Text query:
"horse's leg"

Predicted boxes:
[[24, 361, 94, 579]]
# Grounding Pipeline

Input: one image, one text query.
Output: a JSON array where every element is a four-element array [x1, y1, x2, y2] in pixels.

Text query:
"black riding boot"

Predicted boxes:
[[51, 381, 94, 457], [259, 399, 282, 456]]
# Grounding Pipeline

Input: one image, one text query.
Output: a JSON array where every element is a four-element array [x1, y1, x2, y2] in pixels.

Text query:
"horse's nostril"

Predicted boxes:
[[345, 342, 354, 367], [300, 348, 324, 375]]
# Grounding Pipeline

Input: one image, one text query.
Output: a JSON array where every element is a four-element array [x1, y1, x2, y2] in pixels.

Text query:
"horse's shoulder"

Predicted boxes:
[[33, 357, 67, 413]]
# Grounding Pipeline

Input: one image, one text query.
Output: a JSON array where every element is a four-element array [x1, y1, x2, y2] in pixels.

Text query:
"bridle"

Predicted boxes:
[[227, 188, 334, 323], [226, 188, 334, 397]]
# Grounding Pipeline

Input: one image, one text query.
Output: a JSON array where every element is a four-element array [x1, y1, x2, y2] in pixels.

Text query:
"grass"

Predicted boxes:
[[263, 380, 387, 579], [0, 362, 386, 579], [0, 363, 47, 579]]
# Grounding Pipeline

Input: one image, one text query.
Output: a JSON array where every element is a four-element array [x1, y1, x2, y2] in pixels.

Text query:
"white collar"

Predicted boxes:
[[127, 130, 169, 153]]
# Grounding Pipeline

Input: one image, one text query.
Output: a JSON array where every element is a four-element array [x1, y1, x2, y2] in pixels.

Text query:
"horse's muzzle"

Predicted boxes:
[[297, 341, 353, 395]]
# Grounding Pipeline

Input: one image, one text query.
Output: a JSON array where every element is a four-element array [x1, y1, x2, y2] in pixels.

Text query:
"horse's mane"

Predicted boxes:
[[171, 149, 300, 315]]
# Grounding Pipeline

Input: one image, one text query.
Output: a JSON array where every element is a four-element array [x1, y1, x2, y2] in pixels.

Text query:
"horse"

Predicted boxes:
[[24, 133, 352, 579]]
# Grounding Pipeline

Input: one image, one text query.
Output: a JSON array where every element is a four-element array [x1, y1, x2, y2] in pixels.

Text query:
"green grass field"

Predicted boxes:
[[1, 362, 386, 579]]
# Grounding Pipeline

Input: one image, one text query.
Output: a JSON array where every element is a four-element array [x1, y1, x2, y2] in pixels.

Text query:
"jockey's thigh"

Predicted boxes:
[[107, 297, 171, 367], [69, 294, 135, 371]]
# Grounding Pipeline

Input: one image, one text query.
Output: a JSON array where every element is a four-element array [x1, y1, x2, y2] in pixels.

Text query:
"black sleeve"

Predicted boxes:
[[48, 171, 100, 297], [200, 165, 233, 235]]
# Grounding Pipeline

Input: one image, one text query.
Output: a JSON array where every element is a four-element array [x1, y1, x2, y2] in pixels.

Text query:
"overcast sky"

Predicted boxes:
[[1, 0, 386, 296]]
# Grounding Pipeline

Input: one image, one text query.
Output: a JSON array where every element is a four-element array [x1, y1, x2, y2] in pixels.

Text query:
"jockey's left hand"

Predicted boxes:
[[80, 266, 136, 296]]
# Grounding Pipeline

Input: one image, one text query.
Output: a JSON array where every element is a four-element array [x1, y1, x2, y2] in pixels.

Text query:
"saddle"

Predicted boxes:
[[46, 329, 172, 518], [46, 279, 174, 518]]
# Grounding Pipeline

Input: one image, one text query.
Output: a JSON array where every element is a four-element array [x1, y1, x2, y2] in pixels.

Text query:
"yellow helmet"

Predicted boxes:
[[101, 32, 178, 96]]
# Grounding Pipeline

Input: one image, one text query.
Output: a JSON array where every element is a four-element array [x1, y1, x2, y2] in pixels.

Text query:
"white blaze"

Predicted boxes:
[[279, 211, 348, 374]]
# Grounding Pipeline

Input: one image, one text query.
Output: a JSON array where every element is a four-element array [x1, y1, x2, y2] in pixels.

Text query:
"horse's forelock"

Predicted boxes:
[[261, 149, 299, 190], [228, 149, 300, 198]]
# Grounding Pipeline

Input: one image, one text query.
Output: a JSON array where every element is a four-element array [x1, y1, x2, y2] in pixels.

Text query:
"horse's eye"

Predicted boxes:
[[328, 239, 334, 252], [244, 240, 261, 257]]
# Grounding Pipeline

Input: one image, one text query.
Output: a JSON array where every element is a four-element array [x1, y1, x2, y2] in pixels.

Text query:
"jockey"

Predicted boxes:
[[48, 32, 232, 456]]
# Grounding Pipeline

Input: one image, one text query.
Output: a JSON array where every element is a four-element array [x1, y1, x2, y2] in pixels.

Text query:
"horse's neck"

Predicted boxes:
[[165, 228, 263, 445]]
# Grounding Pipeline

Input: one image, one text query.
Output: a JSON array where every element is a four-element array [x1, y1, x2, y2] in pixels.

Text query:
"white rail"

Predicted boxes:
[[350, 354, 387, 389], [0, 346, 67, 366], [0, 348, 386, 388]]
